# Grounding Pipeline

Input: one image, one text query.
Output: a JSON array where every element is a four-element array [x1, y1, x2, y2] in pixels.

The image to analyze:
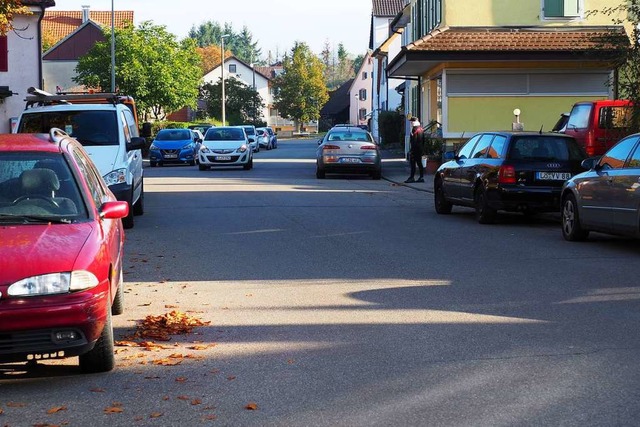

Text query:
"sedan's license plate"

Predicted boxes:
[[341, 158, 361, 164], [215, 156, 232, 161], [536, 171, 571, 180], [164, 154, 178, 159]]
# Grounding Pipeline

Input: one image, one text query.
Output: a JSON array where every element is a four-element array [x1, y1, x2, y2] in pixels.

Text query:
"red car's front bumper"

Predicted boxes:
[[0, 289, 109, 363]]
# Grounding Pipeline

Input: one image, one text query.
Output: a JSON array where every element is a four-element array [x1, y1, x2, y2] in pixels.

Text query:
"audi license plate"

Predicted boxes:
[[215, 156, 232, 161], [341, 158, 361, 164], [164, 154, 178, 159], [536, 172, 571, 180]]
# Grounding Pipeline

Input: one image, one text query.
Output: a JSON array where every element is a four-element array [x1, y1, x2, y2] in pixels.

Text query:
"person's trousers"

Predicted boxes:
[[409, 151, 424, 178]]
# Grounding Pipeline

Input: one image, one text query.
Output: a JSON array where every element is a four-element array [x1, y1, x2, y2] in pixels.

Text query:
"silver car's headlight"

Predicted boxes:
[[200, 146, 211, 154], [238, 144, 248, 153], [103, 168, 127, 186], [7, 271, 99, 297]]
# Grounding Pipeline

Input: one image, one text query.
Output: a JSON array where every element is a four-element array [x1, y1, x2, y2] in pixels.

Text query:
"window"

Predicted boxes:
[[0, 36, 7, 72], [544, 0, 580, 18], [359, 108, 367, 121], [487, 135, 507, 159], [359, 89, 367, 101], [599, 136, 638, 170], [229, 64, 237, 73], [628, 140, 640, 168], [362, 72, 367, 80], [458, 135, 481, 159], [470, 134, 495, 158]]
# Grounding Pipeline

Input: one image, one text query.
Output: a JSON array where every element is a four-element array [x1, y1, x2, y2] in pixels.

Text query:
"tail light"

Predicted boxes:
[[498, 165, 516, 184], [585, 128, 596, 156], [360, 145, 376, 150], [323, 144, 340, 150]]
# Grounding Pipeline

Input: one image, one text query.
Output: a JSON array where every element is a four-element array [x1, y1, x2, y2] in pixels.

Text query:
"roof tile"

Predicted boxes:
[[407, 27, 628, 52], [372, 0, 405, 17], [43, 10, 134, 45]]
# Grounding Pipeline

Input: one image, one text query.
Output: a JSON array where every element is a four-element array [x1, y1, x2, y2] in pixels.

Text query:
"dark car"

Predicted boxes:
[[561, 132, 640, 241], [434, 131, 587, 223], [149, 128, 199, 167], [316, 126, 381, 179]]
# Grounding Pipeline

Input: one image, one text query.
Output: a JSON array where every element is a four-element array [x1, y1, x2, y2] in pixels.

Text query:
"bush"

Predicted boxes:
[[378, 111, 404, 147]]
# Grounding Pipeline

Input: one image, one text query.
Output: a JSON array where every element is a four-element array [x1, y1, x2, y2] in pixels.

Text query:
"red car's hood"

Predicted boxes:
[[0, 223, 93, 285]]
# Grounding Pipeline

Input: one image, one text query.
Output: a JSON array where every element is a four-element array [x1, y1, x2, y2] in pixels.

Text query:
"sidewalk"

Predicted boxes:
[[380, 148, 434, 193]]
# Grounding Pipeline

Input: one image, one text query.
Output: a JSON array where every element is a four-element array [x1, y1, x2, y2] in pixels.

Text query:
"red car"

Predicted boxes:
[[0, 129, 129, 373]]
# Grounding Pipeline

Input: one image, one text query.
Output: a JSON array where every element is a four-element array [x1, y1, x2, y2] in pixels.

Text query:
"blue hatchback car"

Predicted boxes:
[[149, 129, 199, 167]]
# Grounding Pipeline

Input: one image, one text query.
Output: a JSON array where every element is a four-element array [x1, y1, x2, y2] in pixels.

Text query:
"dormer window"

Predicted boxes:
[[229, 64, 237, 73]]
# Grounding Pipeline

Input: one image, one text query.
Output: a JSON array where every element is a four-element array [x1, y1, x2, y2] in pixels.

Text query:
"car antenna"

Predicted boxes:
[[539, 125, 544, 134]]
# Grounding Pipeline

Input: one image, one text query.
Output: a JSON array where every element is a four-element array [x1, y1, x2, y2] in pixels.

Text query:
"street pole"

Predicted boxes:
[[221, 34, 229, 126], [251, 53, 256, 125], [110, 0, 115, 92], [355, 94, 360, 125]]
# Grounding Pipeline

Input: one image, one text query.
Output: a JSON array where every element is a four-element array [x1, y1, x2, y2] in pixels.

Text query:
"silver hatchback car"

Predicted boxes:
[[561, 132, 640, 240], [316, 126, 381, 179]]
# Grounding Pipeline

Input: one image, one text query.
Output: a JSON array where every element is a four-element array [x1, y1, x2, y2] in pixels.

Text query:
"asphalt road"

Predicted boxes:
[[2, 139, 640, 426]]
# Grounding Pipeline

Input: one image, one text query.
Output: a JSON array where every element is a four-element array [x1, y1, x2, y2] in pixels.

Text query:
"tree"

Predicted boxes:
[[273, 42, 329, 131], [196, 44, 230, 74], [189, 21, 262, 64], [74, 22, 202, 121], [0, 0, 31, 35], [200, 78, 265, 125]]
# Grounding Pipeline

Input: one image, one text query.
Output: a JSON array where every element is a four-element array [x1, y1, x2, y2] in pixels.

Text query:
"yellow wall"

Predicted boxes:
[[447, 96, 607, 134], [441, 0, 628, 28]]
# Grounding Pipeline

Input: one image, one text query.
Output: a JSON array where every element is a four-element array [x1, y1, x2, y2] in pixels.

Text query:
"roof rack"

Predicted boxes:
[[24, 87, 131, 109]]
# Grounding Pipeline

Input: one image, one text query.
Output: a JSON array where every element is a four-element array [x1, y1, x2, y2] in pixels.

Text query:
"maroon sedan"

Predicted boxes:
[[0, 129, 129, 373]]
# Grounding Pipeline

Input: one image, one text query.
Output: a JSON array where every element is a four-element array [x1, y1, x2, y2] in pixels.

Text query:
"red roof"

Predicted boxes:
[[43, 10, 134, 45]]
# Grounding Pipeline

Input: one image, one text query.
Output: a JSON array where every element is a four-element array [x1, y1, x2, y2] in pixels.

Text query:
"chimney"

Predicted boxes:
[[81, 5, 90, 23]]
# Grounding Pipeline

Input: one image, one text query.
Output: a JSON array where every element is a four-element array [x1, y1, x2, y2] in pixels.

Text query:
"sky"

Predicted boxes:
[[51, 0, 373, 60]]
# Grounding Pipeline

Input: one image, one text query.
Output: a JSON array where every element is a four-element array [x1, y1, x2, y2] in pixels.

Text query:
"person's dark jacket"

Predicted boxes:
[[409, 125, 424, 156]]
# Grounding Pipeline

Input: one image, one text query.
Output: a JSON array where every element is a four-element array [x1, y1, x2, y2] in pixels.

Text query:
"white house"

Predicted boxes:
[[349, 51, 373, 127], [369, 0, 406, 142], [0, 0, 55, 133], [203, 56, 276, 126]]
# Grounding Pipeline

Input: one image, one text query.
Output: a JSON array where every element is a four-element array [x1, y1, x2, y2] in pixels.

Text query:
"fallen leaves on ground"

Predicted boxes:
[[90, 387, 105, 393], [131, 311, 211, 342], [150, 412, 163, 418], [6, 402, 26, 407], [46, 406, 67, 414], [245, 402, 258, 410]]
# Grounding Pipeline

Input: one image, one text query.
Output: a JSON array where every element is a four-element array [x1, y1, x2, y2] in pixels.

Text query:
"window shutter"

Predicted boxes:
[[544, 0, 563, 17], [0, 36, 7, 72]]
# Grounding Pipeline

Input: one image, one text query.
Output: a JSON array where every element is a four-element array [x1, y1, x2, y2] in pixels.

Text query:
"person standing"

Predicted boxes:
[[405, 117, 424, 183]]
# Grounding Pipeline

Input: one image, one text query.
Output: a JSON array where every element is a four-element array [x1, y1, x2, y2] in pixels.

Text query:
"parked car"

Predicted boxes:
[[552, 112, 570, 132], [316, 126, 381, 179], [0, 130, 129, 373], [149, 128, 198, 167], [561, 133, 640, 241], [198, 126, 253, 170], [434, 131, 588, 223], [191, 129, 204, 160], [240, 125, 259, 152], [188, 123, 215, 135], [15, 94, 145, 229], [256, 127, 273, 150], [561, 99, 632, 156], [265, 126, 278, 149]]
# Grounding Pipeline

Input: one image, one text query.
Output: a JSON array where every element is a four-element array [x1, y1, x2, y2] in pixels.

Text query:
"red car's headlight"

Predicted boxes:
[[7, 271, 99, 297]]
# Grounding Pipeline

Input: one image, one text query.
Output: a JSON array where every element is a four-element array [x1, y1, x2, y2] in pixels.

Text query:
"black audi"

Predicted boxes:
[[434, 131, 587, 223]]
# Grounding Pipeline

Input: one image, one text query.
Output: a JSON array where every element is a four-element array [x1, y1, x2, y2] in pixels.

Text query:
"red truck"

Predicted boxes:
[[562, 99, 632, 156]]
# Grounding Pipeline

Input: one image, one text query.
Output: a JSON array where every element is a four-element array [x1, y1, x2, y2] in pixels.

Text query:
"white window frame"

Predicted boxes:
[[541, 0, 583, 20]]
